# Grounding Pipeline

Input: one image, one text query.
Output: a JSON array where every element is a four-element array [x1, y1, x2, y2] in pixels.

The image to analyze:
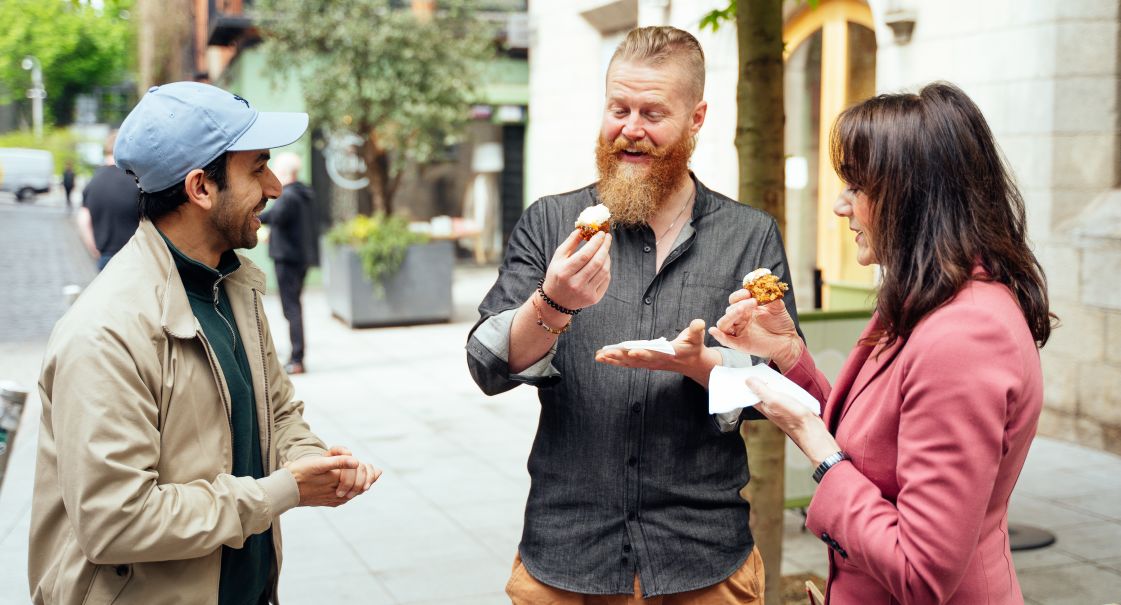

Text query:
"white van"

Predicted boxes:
[[0, 148, 54, 202]]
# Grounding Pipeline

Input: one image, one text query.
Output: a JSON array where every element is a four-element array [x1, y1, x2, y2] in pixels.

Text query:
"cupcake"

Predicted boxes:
[[742, 268, 789, 304], [575, 204, 612, 240]]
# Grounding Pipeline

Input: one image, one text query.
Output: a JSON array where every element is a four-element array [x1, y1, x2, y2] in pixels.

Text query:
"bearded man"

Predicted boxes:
[[467, 26, 800, 605], [30, 82, 380, 605]]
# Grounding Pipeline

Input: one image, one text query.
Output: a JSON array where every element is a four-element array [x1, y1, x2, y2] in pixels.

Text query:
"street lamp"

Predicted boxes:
[[21, 55, 46, 140]]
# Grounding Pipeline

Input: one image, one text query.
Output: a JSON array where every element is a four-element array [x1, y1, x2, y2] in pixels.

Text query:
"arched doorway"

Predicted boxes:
[[784, 0, 877, 310]]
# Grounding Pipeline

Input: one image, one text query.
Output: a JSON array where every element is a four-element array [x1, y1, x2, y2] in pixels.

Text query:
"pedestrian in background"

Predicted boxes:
[[259, 151, 317, 375], [29, 82, 381, 605], [77, 131, 141, 270], [61, 161, 75, 210]]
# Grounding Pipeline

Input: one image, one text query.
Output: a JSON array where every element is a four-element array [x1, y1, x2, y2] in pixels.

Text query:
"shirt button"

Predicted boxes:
[[628, 456, 637, 467], [643, 296, 652, 305], [623, 544, 632, 553], [115, 565, 128, 577], [631, 402, 640, 413], [643, 245, 651, 253]]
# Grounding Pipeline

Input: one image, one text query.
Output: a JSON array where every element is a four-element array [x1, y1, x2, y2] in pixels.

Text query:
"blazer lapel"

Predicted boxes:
[[823, 316, 880, 433], [834, 327, 904, 430]]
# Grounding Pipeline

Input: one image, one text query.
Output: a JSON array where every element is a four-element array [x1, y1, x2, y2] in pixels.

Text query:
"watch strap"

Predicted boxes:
[[812, 451, 848, 483]]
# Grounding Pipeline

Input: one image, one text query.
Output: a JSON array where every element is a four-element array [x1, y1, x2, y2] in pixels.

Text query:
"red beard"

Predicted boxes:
[[594, 131, 695, 227]]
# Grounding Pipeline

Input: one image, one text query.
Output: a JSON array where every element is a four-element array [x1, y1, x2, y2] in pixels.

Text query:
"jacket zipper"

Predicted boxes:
[[212, 274, 237, 353], [210, 275, 272, 473]]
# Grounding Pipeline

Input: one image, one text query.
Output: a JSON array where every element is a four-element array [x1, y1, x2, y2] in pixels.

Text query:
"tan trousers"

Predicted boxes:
[[506, 547, 764, 605]]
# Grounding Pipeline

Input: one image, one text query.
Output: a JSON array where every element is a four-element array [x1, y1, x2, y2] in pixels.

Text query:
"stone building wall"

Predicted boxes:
[[867, 0, 1121, 453]]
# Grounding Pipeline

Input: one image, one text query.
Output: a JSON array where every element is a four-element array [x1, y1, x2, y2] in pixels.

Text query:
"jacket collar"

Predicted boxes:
[[159, 230, 242, 299], [133, 220, 267, 339]]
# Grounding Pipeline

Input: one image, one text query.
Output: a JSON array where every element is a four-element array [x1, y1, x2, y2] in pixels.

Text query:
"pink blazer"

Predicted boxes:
[[786, 278, 1043, 604]]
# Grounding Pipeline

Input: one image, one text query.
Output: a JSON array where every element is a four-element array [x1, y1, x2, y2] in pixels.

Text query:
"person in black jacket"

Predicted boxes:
[[62, 161, 76, 209], [259, 152, 317, 375]]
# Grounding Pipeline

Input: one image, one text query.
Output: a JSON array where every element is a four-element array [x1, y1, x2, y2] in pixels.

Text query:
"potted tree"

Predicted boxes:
[[321, 214, 454, 327]]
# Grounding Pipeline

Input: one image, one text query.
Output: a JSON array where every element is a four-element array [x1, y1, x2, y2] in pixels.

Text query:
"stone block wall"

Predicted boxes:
[[1039, 192, 1121, 454]]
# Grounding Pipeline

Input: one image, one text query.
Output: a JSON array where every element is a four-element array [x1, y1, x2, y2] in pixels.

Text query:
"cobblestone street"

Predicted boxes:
[[0, 193, 96, 343]]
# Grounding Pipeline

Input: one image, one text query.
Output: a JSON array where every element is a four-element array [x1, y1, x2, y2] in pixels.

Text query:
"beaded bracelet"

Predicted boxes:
[[537, 278, 581, 316], [532, 295, 571, 335]]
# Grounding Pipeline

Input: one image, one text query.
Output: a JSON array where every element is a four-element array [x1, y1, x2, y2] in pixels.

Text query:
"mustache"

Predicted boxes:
[[607, 136, 664, 157]]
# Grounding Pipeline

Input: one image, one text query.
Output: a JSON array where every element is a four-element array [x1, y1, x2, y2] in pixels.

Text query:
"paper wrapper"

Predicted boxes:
[[708, 364, 821, 415], [601, 337, 676, 356]]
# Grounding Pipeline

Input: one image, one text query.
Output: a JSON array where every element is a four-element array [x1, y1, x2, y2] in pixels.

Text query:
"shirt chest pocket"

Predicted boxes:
[[677, 273, 736, 337]]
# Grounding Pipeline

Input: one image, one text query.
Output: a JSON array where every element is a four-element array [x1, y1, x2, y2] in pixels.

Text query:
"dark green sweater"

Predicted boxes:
[[161, 233, 273, 605]]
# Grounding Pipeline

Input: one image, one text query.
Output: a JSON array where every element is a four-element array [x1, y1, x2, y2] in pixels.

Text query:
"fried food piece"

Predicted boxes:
[[575, 203, 612, 240], [742, 268, 789, 304]]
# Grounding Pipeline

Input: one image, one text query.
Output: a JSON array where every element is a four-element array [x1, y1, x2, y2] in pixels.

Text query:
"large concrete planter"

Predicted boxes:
[[323, 239, 454, 327]]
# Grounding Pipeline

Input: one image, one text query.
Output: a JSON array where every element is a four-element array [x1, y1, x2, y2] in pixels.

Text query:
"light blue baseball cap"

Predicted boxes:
[[114, 81, 309, 193]]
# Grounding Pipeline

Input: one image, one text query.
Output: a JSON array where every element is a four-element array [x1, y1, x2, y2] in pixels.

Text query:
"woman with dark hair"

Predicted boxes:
[[710, 82, 1055, 603]]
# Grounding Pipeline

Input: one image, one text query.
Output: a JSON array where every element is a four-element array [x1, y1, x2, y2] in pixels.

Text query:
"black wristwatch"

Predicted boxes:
[[812, 451, 848, 484]]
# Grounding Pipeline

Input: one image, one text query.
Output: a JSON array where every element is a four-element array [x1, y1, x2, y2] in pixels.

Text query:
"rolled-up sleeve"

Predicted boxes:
[[466, 199, 562, 396], [467, 308, 560, 394]]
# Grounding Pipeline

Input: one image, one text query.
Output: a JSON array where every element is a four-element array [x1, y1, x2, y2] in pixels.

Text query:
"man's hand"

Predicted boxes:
[[709, 290, 803, 372], [542, 229, 613, 311], [326, 445, 383, 500], [285, 454, 360, 507], [594, 319, 723, 387]]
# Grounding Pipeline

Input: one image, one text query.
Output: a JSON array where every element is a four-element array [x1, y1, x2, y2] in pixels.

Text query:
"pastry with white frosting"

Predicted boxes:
[[741, 268, 788, 304], [575, 204, 612, 240]]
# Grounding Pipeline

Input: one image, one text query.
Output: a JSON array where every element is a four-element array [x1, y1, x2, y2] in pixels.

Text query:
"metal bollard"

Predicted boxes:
[[0, 381, 29, 492], [63, 284, 82, 306]]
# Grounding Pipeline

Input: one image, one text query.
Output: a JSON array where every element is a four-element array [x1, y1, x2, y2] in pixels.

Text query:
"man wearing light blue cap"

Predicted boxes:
[[29, 82, 381, 605]]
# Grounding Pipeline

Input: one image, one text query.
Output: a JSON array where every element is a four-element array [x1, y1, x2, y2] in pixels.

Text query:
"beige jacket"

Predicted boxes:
[[30, 220, 327, 604]]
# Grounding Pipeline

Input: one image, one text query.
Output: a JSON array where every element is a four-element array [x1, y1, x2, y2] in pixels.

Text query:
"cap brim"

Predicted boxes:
[[227, 111, 309, 151]]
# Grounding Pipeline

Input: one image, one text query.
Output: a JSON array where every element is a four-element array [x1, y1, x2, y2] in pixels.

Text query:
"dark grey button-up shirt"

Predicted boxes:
[[466, 177, 800, 597]]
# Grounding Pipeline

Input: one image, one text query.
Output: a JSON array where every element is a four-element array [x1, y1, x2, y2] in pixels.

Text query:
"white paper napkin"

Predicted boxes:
[[708, 364, 821, 415], [600, 337, 676, 356]]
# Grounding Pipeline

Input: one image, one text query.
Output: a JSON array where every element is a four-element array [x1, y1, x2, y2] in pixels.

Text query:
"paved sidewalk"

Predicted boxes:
[[0, 265, 1119, 603]]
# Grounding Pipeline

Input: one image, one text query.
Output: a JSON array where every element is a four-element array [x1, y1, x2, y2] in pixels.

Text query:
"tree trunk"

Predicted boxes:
[[362, 128, 394, 215], [736, 1, 787, 603], [737, 0, 786, 234]]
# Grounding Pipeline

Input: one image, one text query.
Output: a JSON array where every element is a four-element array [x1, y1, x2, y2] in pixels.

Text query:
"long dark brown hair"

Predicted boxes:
[[831, 82, 1055, 348]]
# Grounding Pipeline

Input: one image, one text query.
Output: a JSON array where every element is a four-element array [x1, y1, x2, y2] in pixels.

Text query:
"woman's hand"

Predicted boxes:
[[708, 290, 803, 372], [746, 378, 839, 468]]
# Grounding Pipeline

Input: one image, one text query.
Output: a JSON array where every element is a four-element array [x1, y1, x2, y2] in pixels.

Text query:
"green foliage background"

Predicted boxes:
[[0, 0, 135, 125], [255, 0, 493, 213], [0, 128, 80, 175]]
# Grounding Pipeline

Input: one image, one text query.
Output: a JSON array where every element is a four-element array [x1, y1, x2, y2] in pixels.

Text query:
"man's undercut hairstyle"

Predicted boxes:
[[137, 152, 229, 222], [609, 26, 706, 103]]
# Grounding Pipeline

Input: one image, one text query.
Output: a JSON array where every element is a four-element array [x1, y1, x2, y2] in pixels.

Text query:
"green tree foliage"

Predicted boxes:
[[0, 0, 134, 126], [255, 0, 493, 215]]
